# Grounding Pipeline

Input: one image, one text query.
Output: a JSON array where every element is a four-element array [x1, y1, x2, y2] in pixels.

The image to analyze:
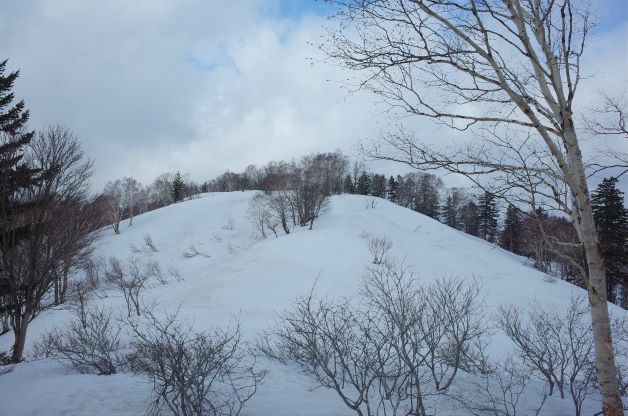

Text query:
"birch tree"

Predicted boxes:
[[322, 1, 624, 413]]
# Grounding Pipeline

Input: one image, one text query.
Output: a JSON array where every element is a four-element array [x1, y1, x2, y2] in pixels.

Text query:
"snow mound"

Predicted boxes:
[[0, 192, 623, 415]]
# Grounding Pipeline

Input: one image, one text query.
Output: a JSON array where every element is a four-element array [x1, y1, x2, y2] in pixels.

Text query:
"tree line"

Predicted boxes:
[[193, 155, 628, 310], [0, 61, 100, 363]]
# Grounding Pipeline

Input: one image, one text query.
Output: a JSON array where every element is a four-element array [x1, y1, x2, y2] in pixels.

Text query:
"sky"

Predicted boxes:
[[0, 0, 627, 191]]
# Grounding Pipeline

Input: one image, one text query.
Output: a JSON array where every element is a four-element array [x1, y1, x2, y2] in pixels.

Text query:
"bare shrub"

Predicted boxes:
[[367, 236, 393, 264], [64, 256, 108, 313], [183, 245, 211, 259], [105, 257, 157, 317], [33, 306, 124, 375], [143, 234, 159, 253], [365, 198, 378, 209], [362, 262, 489, 392], [264, 260, 488, 416], [222, 218, 236, 231], [132, 234, 159, 254], [453, 357, 547, 416], [247, 193, 278, 239], [126, 309, 265, 416], [611, 317, 628, 397], [260, 290, 388, 415], [498, 297, 596, 416]]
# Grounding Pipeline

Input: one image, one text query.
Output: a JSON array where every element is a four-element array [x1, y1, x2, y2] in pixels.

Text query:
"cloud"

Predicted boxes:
[[1, 1, 626, 192]]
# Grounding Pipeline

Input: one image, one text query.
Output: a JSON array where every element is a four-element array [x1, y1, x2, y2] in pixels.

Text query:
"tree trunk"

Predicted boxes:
[[281, 217, 290, 235], [60, 270, 68, 304], [11, 314, 29, 363], [1, 314, 9, 335], [582, 226, 624, 415], [566, 126, 624, 415]]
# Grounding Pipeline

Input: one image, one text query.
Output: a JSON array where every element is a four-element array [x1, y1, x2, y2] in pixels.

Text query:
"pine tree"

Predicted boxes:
[[0, 59, 37, 248], [500, 204, 523, 254], [414, 174, 441, 219], [461, 201, 480, 236], [387, 176, 398, 202], [478, 191, 498, 242], [356, 171, 371, 195], [591, 177, 628, 306], [171, 171, 185, 203], [371, 174, 386, 198]]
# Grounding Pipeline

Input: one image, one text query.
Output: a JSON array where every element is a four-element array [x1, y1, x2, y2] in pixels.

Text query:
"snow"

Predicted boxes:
[[0, 191, 625, 415]]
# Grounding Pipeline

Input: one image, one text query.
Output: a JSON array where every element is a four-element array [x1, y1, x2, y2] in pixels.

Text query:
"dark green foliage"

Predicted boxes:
[[0, 59, 38, 263], [500, 204, 523, 254], [356, 171, 371, 195], [171, 171, 185, 203], [387, 176, 397, 202], [413, 174, 441, 219], [478, 192, 498, 242], [591, 177, 628, 306], [461, 201, 480, 236], [440, 188, 466, 230], [371, 174, 386, 198], [0, 59, 37, 229]]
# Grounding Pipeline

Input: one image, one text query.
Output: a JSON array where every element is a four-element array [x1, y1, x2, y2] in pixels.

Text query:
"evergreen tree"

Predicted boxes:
[[591, 177, 628, 306], [171, 171, 185, 203], [478, 191, 498, 242], [414, 174, 441, 219], [371, 174, 386, 198], [0, 59, 37, 248], [387, 176, 398, 202], [461, 201, 480, 236], [356, 171, 371, 195], [500, 204, 523, 254]]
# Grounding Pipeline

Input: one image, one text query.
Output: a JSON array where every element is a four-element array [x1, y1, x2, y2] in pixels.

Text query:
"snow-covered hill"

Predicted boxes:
[[0, 192, 624, 415]]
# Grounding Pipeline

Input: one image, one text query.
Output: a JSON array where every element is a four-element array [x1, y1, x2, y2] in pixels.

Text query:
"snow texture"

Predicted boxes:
[[0, 192, 625, 415]]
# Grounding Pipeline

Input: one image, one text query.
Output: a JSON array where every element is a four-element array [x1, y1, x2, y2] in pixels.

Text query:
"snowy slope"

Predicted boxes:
[[0, 192, 624, 416]]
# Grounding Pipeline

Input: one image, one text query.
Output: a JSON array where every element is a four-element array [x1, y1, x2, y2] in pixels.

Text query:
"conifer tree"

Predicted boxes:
[[461, 200, 480, 237], [591, 177, 628, 306], [500, 204, 523, 254], [356, 171, 371, 195], [0, 59, 38, 251], [478, 191, 498, 242], [171, 171, 185, 203], [387, 175, 397, 202], [414, 174, 441, 219], [371, 174, 386, 198]]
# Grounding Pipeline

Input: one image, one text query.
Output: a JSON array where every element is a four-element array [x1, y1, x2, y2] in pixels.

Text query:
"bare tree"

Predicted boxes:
[[453, 357, 547, 416], [585, 92, 628, 179], [367, 235, 393, 264], [122, 177, 142, 226], [291, 155, 333, 230], [52, 198, 101, 305], [498, 297, 597, 416], [323, 2, 623, 412], [0, 126, 94, 363], [105, 257, 157, 318], [264, 260, 488, 416], [103, 180, 124, 234], [266, 191, 293, 235], [103, 176, 143, 233], [261, 290, 386, 416], [126, 309, 265, 416], [247, 193, 277, 239], [33, 305, 125, 375]]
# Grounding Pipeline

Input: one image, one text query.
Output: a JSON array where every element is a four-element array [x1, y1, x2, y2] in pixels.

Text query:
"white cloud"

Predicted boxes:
[[1, 1, 626, 192]]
